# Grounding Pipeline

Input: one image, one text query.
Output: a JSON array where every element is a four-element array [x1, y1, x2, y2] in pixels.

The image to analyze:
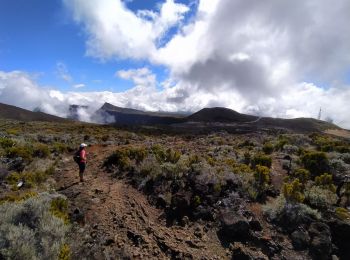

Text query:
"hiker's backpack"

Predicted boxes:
[[73, 150, 81, 164]]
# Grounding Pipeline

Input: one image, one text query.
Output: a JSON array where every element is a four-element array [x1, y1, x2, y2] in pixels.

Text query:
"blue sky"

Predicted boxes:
[[0, 0, 350, 128], [0, 0, 191, 92]]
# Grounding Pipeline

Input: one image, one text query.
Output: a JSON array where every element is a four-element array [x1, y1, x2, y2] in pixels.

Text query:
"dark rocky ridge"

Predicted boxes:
[[0, 102, 68, 122]]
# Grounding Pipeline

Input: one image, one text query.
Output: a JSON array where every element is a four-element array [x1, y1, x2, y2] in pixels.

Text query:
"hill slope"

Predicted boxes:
[[188, 107, 258, 123], [92, 102, 186, 125], [0, 102, 68, 122], [185, 107, 339, 133]]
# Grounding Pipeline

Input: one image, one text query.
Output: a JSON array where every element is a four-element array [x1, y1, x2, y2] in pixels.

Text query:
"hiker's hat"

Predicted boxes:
[[80, 143, 87, 148]]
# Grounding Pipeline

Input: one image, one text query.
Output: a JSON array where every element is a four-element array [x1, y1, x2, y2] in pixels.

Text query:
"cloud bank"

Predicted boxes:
[[1, 0, 350, 128]]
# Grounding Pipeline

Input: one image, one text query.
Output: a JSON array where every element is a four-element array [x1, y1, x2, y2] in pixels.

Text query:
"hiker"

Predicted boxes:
[[75, 143, 87, 182]]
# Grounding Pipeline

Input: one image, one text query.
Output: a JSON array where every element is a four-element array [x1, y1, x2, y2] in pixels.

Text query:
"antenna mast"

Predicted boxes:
[[318, 107, 322, 120]]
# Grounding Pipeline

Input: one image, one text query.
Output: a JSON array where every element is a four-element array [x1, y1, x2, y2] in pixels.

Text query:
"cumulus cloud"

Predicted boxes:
[[63, 0, 189, 60], [1, 0, 350, 128]]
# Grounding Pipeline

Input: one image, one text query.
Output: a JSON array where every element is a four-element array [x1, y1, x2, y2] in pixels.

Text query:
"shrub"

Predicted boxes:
[[233, 163, 252, 174], [128, 147, 148, 164], [139, 156, 162, 179], [0, 137, 16, 149], [251, 153, 272, 168], [340, 153, 350, 164], [282, 145, 299, 155], [151, 145, 181, 164], [52, 142, 69, 154], [282, 178, 305, 203], [305, 185, 337, 209], [263, 195, 320, 230], [335, 207, 350, 220], [0, 191, 37, 205], [33, 143, 50, 158], [50, 197, 69, 224], [5, 128, 19, 135], [6, 145, 33, 162], [301, 151, 329, 178], [254, 165, 270, 186], [0, 193, 69, 259], [103, 148, 131, 172], [192, 195, 201, 207], [275, 135, 290, 151], [315, 173, 336, 192], [262, 143, 274, 154], [293, 168, 310, 183], [6, 166, 55, 188], [58, 244, 71, 260]]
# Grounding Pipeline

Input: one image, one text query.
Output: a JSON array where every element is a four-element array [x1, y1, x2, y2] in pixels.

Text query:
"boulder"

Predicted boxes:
[[0, 167, 9, 181], [327, 219, 350, 259], [308, 222, 332, 259], [218, 211, 251, 242], [231, 242, 268, 260], [291, 229, 310, 250]]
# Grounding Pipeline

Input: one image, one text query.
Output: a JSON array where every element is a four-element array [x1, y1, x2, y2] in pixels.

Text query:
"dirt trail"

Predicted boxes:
[[54, 145, 228, 259]]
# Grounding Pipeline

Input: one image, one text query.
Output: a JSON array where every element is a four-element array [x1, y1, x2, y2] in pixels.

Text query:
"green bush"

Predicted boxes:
[[103, 148, 131, 172], [33, 143, 50, 158], [262, 143, 274, 154], [52, 142, 69, 154], [335, 207, 350, 220], [254, 165, 270, 186], [293, 168, 310, 183], [58, 244, 71, 260], [275, 135, 290, 151], [6, 145, 33, 162], [50, 197, 69, 224], [0, 137, 16, 149], [251, 153, 272, 168], [0, 191, 38, 205], [151, 145, 181, 164], [315, 173, 336, 192], [6, 166, 55, 188], [128, 147, 148, 164], [301, 151, 329, 178], [282, 178, 305, 203]]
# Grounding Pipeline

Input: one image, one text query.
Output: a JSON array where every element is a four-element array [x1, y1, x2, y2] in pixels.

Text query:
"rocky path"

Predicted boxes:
[[54, 145, 228, 259]]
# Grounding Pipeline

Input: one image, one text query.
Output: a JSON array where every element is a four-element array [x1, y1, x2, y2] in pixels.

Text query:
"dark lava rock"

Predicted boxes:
[[327, 218, 350, 259], [218, 211, 250, 243], [231, 242, 268, 260], [249, 219, 263, 231], [7, 157, 25, 172], [71, 208, 85, 225], [0, 167, 9, 181], [166, 192, 192, 224], [193, 205, 215, 221], [308, 222, 332, 260], [291, 229, 310, 250]]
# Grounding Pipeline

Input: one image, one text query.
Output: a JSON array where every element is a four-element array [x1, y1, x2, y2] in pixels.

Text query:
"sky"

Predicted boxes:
[[0, 0, 350, 128]]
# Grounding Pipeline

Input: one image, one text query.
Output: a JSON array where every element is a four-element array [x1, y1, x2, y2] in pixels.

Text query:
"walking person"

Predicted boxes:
[[74, 143, 87, 182]]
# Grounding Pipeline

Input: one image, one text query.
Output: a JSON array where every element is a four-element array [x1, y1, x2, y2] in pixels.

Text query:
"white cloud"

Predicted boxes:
[[73, 83, 85, 88], [56, 62, 72, 82], [2, 0, 350, 128], [117, 67, 156, 88], [63, 0, 189, 60], [1, 69, 350, 128]]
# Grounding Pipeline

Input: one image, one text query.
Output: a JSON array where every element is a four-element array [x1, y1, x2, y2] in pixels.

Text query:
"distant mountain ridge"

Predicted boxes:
[[93, 102, 186, 125], [0, 102, 343, 133], [188, 107, 258, 123], [0, 103, 68, 122]]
